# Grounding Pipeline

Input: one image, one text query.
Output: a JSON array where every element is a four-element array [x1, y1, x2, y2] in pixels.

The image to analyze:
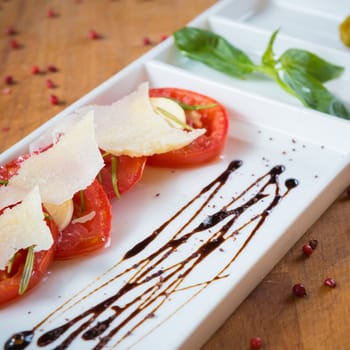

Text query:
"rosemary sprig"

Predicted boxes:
[[156, 107, 193, 131], [169, 98, 217, 110], [6, 252, 17, 274], [111, 155, 121, 199], [19, 246, 35, 295]]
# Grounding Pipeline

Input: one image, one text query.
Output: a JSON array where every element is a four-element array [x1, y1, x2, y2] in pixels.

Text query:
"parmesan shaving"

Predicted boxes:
[[74, 82, 206, 157], [9, 112, 104, 205], [0, 186, 53, 270]]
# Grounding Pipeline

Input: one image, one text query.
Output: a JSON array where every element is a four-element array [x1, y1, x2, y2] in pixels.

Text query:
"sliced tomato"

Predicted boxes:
[[98, 154, 147, 200], [148, 88, 229, 167], [0, 214, 59, 306], [54, 179, 112, 260]]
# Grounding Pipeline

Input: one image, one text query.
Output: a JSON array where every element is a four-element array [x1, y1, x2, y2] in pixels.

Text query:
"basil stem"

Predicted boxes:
[[174, 27, 350, 120], [156, 107, 193, 130], [111, 156, 121, 199], [19, 246, 35, 295]]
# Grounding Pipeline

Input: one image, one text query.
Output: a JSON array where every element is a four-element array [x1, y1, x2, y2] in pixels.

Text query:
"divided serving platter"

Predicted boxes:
[[1, 0, 350, 349]]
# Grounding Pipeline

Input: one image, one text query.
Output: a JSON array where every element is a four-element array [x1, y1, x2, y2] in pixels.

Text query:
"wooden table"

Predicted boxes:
[[1, 1, 349, 349]]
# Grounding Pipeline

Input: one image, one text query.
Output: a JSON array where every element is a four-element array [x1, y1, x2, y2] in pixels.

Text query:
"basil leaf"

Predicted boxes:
[[261, 29, 279, 68], [281, 68, 350, 119], [280, 49, 344, 83], [174, 27, 256, 79]]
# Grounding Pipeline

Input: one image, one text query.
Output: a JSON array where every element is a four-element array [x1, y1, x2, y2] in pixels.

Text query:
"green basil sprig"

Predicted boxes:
[[174, 27, 350, 120]]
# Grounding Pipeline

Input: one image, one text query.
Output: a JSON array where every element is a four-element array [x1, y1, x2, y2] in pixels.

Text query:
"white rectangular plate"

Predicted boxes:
[[1, 1, 350, 349]]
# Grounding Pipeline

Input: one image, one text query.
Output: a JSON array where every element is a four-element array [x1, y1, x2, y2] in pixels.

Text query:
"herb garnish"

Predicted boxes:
[[0, 179, 8, 186], [111, 155, 121, 199], [174, 27, 350, 119], [19, 246, 35, 295], [168, 98, 217, 111], [156, 107, 193, 130]]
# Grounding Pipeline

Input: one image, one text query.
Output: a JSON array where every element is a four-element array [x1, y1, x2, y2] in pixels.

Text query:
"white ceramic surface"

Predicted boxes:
[[1, 1, 350, 349]]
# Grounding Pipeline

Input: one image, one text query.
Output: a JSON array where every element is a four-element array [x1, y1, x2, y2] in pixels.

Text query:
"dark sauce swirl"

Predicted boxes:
[[4, 160, 298, 350]]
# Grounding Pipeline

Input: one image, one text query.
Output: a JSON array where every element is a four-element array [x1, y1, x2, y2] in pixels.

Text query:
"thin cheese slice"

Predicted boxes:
[[0, 186, 53, 270], [9, 112, 104, 205], [75, 82, 206, 157]]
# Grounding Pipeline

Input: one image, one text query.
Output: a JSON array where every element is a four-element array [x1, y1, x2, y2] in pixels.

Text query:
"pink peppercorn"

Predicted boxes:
[[46, 79, 55, 89], [324, 278, 336, 288], [47, 65, 58, 72], [4, 75, 14, 85], [50, 94, 59, 105], [31, 65, 40, 74], [47, 8, 56, 18], [10, 39, 19, 49], [143, 37, 152, 45], [160, 34, 168, 41], [250, 336, 262, 349], [302, 244, 313, 256], [5, 26, 16, 36], [89, 30, 100, 40], [292, 283, 307, 297]]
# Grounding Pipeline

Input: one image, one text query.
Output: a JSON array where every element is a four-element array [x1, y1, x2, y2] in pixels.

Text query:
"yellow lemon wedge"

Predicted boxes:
[[339, 15, 350, 47], [150, 97, 187, 128], [44, 199, 74, 231]]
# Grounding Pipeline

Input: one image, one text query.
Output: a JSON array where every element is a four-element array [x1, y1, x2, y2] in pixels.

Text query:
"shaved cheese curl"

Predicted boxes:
[[76, 82, 205, 157], [0, 186, 53, 270], [9, 112, 104, 205]]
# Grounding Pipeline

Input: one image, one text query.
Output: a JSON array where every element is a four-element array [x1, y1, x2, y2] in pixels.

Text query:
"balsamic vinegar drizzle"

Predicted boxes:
[[4, 160, 298, 350]]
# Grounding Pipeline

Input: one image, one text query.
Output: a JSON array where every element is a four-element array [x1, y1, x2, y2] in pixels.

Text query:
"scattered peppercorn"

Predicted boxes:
[[292, 283, 307, 297], [50, 94, 59, 105], [250, 336, 262, 349], [324, 278, 336, 288], [4, 75, 13, 85], [89, 30, 101, 40], [5, 26, 16, 36], [143, 37, 152, 45], [47, 8, 56, 18], [10, 39, 19, 49], [160, 34, 168, 41], [302, 244, 313, 256], [46, 79, 55, 89], [47, 65, 58, 72], [31, 65, 40, 74]]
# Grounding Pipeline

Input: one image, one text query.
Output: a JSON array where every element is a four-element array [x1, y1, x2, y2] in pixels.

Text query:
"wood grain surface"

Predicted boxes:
[[1, 1, 350, 349]]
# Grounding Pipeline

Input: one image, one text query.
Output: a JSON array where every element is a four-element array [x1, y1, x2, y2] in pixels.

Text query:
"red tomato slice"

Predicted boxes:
[[0, 214, 59, 306], [98, 154, 147, 200], [0, 158, 60, 306], [148, 88, 229, 167], [54, 179, 112, 260]]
